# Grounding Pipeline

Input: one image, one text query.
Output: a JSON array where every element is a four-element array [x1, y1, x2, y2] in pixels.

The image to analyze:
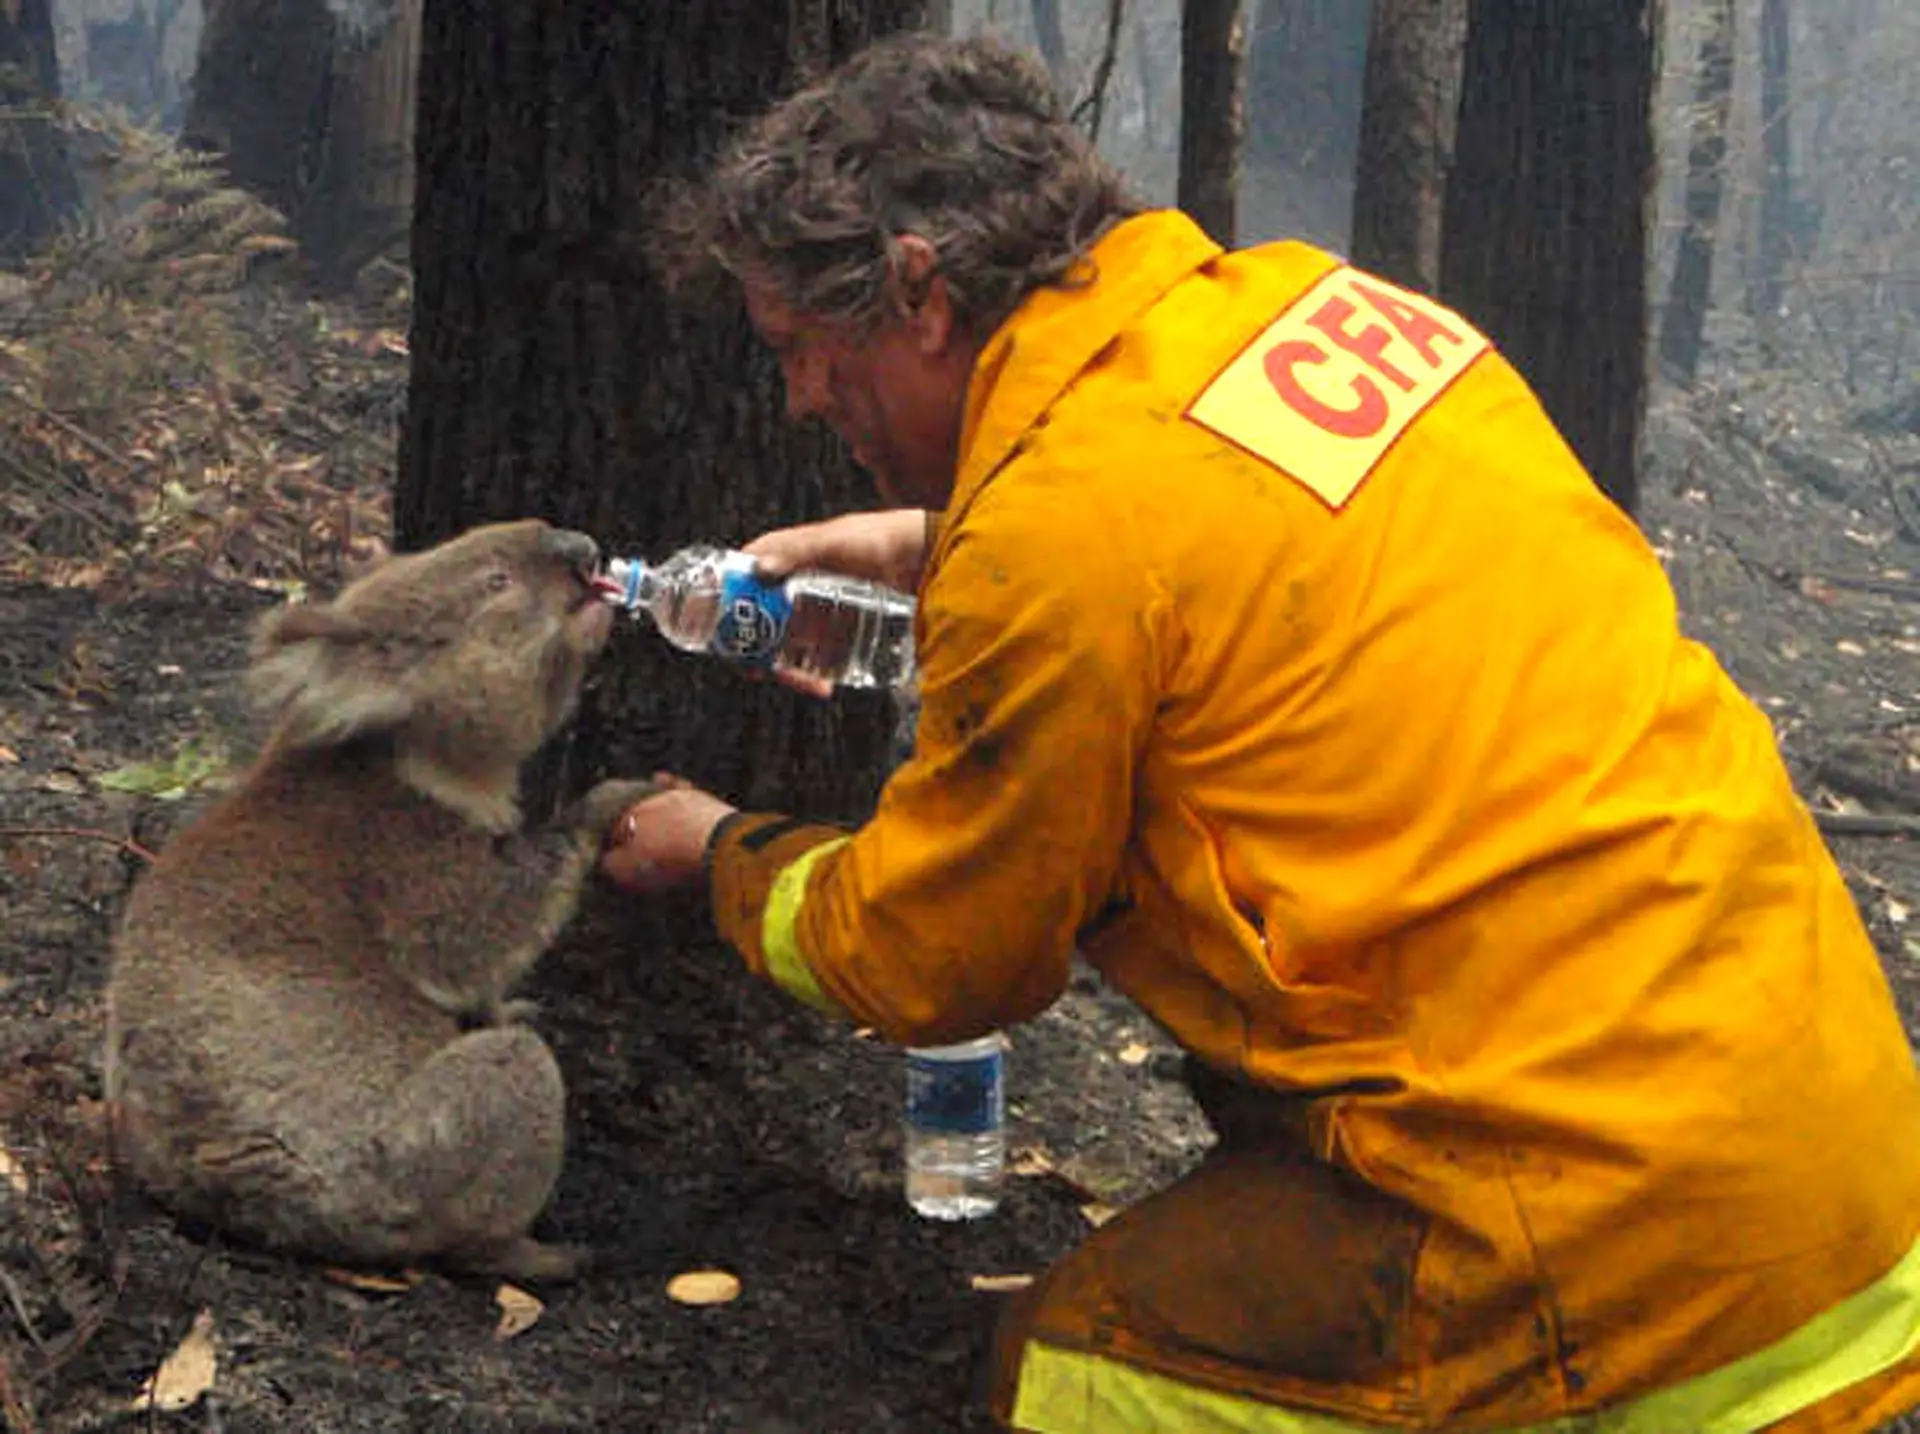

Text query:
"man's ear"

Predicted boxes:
[[891, 233, 954, 356]]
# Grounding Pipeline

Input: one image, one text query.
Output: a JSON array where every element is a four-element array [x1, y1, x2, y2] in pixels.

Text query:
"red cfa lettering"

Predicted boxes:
[[1307, 296, 1417, 393], [1263, 340, 1389, 439], [1260, 277, 1474, 438], [1351, 280, 1467, 368]]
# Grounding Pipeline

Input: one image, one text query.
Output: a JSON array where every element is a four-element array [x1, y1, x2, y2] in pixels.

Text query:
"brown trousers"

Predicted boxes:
[[985, 1062, 1920, 1432], [987, 1063, 1430, 1428]]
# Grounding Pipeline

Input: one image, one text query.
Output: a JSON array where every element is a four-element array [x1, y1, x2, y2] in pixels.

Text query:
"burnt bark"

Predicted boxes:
[[183, 0, 418, 282], [1247, 0, 1371, 185], [1348, 0, 1466, 293], [82, 0, 187, 128], [1439, 0, 1657, 519], [1751, 0, 1794, 322], [0, 0, 78, 262], [1656, 0, 1735, 386], [1030, 0, 1069, 85], [1178, 0, 1248, 245], [1067, 0, 1127, 143], [1134, 5, 1160, 149], [182, 0, 338, 225], [299, 1, 421, 280], [397, 1, 938, 831]]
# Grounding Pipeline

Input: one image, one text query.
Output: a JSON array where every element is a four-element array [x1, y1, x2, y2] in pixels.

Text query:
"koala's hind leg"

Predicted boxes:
[[328, 1023, 583, 1282]]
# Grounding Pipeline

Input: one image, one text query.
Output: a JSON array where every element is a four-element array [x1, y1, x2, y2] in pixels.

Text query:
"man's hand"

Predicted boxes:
[[738, 508, 932, 700], [742, 508, 932, 594], [598, 773, 737, 893]]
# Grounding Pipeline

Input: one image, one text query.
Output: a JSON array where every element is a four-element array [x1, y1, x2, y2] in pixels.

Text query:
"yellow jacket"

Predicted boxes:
[[709, 210, 1920, 1428]]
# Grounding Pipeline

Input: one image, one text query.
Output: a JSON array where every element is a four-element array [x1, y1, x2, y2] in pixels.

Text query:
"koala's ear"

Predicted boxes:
[[252, 602, 363, 653], [249, 602, 414, 750]]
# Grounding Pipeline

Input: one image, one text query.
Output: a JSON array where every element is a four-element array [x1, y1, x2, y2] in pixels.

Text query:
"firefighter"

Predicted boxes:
[[602, 30, 1920, 1433]]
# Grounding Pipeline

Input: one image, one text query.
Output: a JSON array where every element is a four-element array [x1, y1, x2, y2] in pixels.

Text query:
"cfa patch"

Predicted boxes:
[[1185, 265, 1491, 511]]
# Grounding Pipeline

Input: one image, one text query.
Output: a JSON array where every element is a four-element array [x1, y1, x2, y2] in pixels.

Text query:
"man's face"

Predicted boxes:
[[743, 261, 971, 510]]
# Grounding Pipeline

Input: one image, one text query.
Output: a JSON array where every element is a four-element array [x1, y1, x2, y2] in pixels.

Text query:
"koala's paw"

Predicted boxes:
[[571, 777, 665, 841], [488, 997, 541, 1027]]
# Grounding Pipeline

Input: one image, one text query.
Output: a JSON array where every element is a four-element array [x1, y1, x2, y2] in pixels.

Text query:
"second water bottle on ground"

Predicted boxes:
[[904, 1034, 1008, 1221], [597, 543, 916, 692]]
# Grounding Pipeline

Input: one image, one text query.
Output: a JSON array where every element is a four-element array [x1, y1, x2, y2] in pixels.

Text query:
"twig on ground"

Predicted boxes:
[[1817, 757, 1920, 815], [0, 1268, 46, 1353], [1814, 810, 1920, 837], [0, 389, 135, 471], [0, 1343, 35, 1434], [0, 444, 123, 538], [0, 827, 156, 864], [1806, 570, 1920, 602]]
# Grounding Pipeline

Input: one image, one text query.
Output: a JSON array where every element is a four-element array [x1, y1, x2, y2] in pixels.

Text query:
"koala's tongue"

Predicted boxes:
[[588, 575, 624, 601]]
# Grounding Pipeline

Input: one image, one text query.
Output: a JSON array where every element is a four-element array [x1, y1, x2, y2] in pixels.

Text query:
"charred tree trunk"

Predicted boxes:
[[1178, 0, 1247, 245], [300, 0, 421, 281], [184, 0, 419, 282], [1030, 0, 1069, 86], [0, 0, 78, 262], [1248, 0, 1371, 178], [1241, 0, 1369, 246], [1751, 0, 1794, 322], [1439, 1, 1656, 519], [1349, 0, 1466, 293], [397, 1, 937, 834], [82, 0, 183, 128], [1656, 0, 1735, 386], [182, 0, 338, 225], [1134, 6, 1160, 149]]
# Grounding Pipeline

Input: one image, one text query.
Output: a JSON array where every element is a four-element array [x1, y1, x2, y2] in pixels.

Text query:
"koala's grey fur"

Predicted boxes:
[[105, 519, 655, 1283]]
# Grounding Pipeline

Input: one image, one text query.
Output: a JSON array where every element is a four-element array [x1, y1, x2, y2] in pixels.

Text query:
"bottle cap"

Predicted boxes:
[[594, 557, 646, 609]]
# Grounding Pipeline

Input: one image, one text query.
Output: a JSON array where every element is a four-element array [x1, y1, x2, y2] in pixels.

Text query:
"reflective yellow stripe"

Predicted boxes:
[[1013, 1230, 1920, 1434], [761, 836, 849, 1014], [1012, 1343, 1374, 1432]]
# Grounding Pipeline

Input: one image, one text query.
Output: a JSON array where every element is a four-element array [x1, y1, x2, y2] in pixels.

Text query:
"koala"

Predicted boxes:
[[105, 519, 656, 1284]]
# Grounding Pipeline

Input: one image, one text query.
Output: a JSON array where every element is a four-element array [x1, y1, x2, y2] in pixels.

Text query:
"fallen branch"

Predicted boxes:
[[1743, 555, 1920, 605], [1806, 569, 1920, 603], [0, 1344, 34, 1434], [0, 826, 156, 864], [0, 388, 135, 472], [1817, 757, 1920, 815], [0, 443, 123, 538], [1814, 811, 1920, 838], [0, 1268, 46, 1353], [1893, 476, 1920, 548]]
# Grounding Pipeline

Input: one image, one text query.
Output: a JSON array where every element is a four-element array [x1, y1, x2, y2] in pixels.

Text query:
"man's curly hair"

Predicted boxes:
[[653, 31, 1144, 338]]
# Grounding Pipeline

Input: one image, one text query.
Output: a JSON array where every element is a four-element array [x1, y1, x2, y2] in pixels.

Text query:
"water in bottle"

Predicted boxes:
[[904, 1034, 1007, 1220], [595, 544, 915, 692]]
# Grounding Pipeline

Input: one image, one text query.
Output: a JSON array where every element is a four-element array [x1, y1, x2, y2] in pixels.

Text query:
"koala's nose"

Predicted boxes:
[[542, 528, 600, 574]]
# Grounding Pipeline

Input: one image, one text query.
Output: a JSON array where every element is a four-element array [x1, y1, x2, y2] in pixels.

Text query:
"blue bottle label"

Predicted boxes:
[[906, 1049, 1004, 1137], [712, 559, 793, 668]]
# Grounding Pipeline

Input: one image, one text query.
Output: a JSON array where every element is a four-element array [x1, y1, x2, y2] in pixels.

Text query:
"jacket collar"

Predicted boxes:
[[937, 209, 1223, 543]]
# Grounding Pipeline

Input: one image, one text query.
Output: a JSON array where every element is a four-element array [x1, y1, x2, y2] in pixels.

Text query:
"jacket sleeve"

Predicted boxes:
[[707, 476, 1168, 1047]]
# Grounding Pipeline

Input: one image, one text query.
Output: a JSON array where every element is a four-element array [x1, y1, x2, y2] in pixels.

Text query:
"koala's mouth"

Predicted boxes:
[[565, 567, 606, 615], [566, 573, 616, 648]]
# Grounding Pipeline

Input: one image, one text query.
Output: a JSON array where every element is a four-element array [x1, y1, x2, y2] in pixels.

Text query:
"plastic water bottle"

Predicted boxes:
[[904, 1034, 1007, 1220], [596, 544, 916, 692]]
